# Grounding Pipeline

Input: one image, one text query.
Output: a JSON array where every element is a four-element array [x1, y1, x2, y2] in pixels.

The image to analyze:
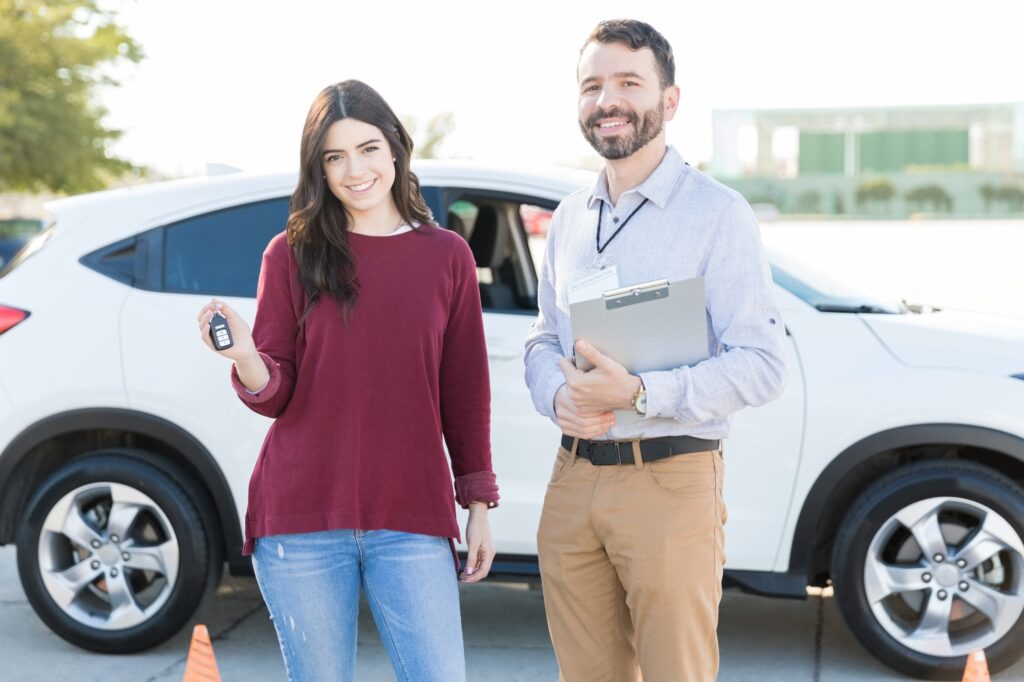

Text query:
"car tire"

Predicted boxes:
[[16, 451, 219, 653], [832, 460, 1024, 679]]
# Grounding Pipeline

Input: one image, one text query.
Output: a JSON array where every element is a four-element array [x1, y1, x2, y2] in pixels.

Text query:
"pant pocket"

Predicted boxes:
[[548, 447, 573, 486], [645, 450, 717, 498]]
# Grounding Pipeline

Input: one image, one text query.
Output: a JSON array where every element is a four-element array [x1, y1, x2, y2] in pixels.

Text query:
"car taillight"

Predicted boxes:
[[0, 305, 30, 335]]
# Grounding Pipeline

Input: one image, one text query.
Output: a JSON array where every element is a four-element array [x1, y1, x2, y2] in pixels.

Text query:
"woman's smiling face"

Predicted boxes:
[[321, 118, 396, 216]]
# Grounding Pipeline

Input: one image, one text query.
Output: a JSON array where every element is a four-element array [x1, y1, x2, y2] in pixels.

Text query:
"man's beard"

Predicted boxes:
[[580, 105, 664, 160]]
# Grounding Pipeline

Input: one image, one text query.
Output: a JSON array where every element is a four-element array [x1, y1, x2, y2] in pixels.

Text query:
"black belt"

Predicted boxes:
[[561, 434, 721, 466]]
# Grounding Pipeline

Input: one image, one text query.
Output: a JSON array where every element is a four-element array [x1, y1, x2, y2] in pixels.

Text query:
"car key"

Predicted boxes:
[[209, 311, 234, 351]]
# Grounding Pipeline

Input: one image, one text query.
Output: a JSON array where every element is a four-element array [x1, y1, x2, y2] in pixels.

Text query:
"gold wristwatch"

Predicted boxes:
[[631, 379, 647, 416]]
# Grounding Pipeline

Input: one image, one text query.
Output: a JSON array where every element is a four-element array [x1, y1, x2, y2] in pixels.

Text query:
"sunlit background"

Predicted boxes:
[[2, 0, 1022, 316]]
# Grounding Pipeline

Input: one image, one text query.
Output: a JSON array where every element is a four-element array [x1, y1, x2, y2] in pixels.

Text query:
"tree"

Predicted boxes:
[[795, 189, 821, 214], [0, 0, 142, 193], [401, 112, 455, 159], [979, 183, 995, 212], [905, 184, 953, 213], [993, 185, 1024, 212], [832, 192, 845, 215], [855, 178, 895, 214]]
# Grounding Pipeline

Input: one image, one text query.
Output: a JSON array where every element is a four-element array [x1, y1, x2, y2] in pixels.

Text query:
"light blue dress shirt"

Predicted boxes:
[[523, 146, 788, 440]]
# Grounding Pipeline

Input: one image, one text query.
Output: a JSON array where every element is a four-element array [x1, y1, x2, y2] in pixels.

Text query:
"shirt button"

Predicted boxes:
[[612, 216, 620, 223]]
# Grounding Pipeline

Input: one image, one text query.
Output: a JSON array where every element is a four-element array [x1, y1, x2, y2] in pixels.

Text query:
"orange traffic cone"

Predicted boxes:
[[962, 649, 990, 682], [182, 624, 222, 682]]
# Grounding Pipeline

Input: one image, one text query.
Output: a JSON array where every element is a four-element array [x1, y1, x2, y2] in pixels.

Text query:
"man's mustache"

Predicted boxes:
[[584, 107, 638, 129]]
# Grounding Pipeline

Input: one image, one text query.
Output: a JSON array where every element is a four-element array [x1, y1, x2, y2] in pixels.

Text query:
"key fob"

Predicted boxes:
[[209, 312, 234, 351]]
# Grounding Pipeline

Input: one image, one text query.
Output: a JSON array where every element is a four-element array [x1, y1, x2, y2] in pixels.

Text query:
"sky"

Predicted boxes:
[[100, 0, 1024, 177]]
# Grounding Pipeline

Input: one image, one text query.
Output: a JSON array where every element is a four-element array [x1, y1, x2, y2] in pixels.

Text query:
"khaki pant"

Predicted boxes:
[[537, 441, 727, 682]]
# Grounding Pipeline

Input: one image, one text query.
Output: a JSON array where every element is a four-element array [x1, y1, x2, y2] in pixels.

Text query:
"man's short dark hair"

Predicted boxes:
[[581, 19, 675, 89]]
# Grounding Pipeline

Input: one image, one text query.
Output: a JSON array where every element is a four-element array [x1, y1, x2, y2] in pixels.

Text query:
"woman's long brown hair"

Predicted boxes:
[[286, 80, 433, 329]]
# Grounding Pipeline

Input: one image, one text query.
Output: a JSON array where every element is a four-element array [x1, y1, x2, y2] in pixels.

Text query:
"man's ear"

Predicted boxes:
[[663, 84, 681, 122]]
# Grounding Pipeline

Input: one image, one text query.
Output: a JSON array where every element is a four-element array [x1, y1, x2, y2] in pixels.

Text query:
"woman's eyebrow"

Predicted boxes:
[[322, 138, 383, 156]]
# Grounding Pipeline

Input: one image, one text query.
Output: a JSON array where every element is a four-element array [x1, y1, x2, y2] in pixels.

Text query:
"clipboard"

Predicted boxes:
[[569, 277, 709, 375]]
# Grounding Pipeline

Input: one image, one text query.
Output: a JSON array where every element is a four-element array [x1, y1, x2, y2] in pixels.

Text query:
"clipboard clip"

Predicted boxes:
[[602, 279, 670, 310]]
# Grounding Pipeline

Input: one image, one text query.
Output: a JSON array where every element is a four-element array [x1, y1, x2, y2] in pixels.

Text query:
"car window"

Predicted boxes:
[[163, 198, 289, 297], [0, 223, 55, 280], [767, 248, 906, 314], [438, 191, 554, 313]]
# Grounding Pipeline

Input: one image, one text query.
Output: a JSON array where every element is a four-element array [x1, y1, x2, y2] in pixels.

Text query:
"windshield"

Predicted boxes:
[[768, 249, 907, 314], [0, 223, 57, 280]]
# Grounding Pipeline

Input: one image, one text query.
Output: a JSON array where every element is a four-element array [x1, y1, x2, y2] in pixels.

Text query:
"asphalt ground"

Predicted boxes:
[[4, 546, 1024, 681]]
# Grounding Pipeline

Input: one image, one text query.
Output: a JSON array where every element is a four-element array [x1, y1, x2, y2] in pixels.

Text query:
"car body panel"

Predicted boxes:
[[0, 161, 1016, 587], [862, 309, 1024, 376]]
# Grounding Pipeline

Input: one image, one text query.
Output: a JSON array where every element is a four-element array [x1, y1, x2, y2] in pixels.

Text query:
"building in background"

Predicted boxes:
[[711, 103, 1024, 217]]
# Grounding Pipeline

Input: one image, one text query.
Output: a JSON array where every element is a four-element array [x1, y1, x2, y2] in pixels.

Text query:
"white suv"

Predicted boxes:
[[1, 162, 1023, 679]]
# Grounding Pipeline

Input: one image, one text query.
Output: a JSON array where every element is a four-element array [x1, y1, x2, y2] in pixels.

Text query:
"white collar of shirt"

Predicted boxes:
[[587, 145, 688, 211]]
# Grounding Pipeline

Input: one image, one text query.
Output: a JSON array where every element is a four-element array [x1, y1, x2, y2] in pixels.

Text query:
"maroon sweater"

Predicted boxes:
[[231, 224, 499, 556]]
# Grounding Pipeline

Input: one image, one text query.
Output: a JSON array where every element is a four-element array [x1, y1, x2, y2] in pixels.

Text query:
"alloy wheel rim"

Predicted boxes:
[[863, 495, 1024, 657], [36, 482, 180, 630]]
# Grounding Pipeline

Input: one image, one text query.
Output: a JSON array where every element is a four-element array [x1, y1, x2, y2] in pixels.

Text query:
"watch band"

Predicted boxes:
[[631, 379, 647, 416]]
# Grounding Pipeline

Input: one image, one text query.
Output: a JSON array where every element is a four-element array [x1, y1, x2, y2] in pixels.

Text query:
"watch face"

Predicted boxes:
[[636, 393, 647, 415]]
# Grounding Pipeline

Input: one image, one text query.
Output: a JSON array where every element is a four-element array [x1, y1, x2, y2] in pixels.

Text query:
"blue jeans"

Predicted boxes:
[[251, 528, 466, 681]]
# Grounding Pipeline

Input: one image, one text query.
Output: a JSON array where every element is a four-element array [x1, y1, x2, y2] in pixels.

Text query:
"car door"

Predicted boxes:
[[423, 186, 563, 558], [423, 178, 809, 570], [720, 285, 807, 570], [120, 198, 290, 532]]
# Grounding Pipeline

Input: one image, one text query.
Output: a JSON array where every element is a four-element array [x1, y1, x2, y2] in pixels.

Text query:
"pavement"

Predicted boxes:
[[2, 545, 1023, 681]]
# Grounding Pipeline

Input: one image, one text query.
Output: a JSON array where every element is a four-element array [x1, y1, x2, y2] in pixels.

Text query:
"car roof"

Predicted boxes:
[[43, 160, 596, 234]]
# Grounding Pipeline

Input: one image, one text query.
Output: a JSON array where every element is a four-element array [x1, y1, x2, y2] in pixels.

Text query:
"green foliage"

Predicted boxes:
[[905, 184, 953, 212], [832, 193, 845, 215], [0, 217, 43, 238], [795, 189, 821, 213], [904, 162, 971, 174], [401, 112, 455, 159], [0, 0, 142, 193], [979, 183, 1024, 212], [855, 177, 895, 208]]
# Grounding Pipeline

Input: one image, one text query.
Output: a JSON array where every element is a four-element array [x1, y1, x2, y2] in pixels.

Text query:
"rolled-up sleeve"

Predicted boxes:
[[229, 239, 299, 419], [640, 198, 788, 424], [440, 239, 500, 509]]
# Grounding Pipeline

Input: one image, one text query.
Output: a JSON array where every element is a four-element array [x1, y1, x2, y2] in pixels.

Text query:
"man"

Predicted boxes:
[[524, 19, 788, 682]]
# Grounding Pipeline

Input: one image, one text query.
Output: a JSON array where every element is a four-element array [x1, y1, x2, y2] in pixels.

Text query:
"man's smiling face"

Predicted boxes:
[[577, 40, 672, 160]]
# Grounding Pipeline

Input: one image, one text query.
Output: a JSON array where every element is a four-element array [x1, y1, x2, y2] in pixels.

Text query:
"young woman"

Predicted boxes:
[[196, 80, 498, 681]]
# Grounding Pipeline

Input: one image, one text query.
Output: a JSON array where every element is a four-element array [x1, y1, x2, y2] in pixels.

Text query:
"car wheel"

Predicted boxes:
[[832, 460, 1024, 679], [16, 452, 217, 652]]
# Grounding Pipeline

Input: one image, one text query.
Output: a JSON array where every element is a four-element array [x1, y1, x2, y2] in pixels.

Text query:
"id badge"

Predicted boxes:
[[568, 264, 620, 306]]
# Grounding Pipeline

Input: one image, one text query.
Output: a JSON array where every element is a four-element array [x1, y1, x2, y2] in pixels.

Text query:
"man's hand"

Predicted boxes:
[[553, 383, 615, 439], [559, 340, 641, 414]]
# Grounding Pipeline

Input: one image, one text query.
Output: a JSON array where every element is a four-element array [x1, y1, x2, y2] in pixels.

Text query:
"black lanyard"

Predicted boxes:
[[596, 198, 649, 254]]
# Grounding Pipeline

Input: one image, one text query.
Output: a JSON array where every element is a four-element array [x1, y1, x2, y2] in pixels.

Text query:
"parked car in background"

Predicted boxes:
[[519, 203, 553, 237], [1, 163, 1023, 679], [0, 219, 44, 269]]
